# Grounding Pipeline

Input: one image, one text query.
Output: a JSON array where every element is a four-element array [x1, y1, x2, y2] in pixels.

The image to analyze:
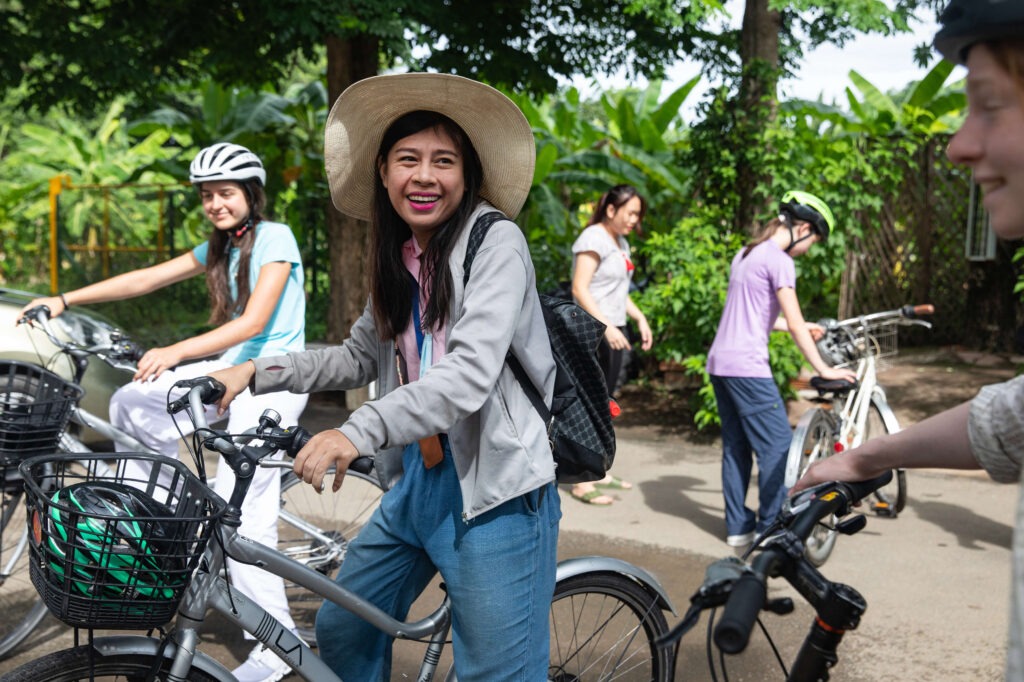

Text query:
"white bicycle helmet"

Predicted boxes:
[[189, 143, 266, 186]]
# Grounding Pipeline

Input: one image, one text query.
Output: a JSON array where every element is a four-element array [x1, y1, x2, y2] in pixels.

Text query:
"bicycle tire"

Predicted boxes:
[[548, 571, 673, 682], [0, 645, 221, 681], [0, 482, 48, 661], [0, 366, 54, 659], [865, 400, 907, 515], [278, 466, 385, 644], [787, 408, 838, 567]]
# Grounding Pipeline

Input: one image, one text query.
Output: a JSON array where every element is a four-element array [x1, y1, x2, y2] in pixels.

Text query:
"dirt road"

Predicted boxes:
[[0, 347, 1016, 680]]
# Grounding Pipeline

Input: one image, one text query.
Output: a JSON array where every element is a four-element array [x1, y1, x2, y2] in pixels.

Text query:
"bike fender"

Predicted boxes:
[[556, 556, 677, 616], [870, 389, 901, 434], [90, 635, 235, 681]]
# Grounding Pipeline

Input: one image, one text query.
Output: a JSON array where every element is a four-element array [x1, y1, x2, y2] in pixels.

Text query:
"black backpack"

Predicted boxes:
[[463, 211, 616, 483]]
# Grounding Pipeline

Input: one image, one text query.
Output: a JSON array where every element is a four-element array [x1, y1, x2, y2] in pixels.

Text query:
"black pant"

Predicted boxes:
[[596, 326, 627, 395]]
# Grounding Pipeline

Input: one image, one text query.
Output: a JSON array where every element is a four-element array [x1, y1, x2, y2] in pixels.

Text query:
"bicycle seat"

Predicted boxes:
[[810, 376, 858, 394]]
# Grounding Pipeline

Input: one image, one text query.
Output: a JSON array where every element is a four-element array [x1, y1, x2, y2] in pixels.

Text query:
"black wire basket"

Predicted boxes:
[[20, 453, 225, 630], [0, 361, 83, 466]]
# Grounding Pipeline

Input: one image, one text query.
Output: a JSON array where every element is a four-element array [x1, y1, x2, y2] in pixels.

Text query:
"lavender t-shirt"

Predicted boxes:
[[706, 240, 795, 379]]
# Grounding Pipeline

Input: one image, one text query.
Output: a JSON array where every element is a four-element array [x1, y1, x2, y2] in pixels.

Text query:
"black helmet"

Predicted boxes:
[[934, 0, 1024, 65], [43, 481, 185, 599]]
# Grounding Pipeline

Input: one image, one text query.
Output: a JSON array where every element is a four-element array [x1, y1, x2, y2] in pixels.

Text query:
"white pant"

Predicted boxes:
[[109, 358, 309, 632]]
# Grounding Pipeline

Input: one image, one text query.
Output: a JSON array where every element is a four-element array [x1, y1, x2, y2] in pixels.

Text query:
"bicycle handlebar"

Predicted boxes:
[[170, 378, 374, 477], [830, 303, 934, 330], [712, 472, 893, 654], [18, 304, 145, 371]]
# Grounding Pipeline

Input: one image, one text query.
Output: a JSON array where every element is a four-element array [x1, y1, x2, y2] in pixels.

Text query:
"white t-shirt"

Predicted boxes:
[[571, 224, 634, 326]]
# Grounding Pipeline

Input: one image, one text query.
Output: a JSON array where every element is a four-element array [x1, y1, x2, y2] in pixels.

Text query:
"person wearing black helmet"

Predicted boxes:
[[794, 3, 1024, 677], [707, 190, 856, 554], [17, 142, 308, 682]]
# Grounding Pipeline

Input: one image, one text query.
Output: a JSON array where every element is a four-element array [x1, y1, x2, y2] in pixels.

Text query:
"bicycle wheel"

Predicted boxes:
[[787, 408, 838, 567], [278, 467, 385, 644], [0, 645, 220, 681], [0, 474, 48, 660], [548, 571, 673, 682], [865, 399, 907, 515]]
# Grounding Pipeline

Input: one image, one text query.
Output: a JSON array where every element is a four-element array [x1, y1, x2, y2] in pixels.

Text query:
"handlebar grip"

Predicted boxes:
[[286, 426, 313, 458], [839, 471, 893, 505], [903, 304, 934, 318], [18, 305, 51, 326], [713, 570, 767, 654], [124, 340, 147, 362], [167, 377, 227, 414]]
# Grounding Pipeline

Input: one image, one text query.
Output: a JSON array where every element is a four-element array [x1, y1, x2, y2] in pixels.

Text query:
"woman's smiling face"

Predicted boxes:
[[379, 126, 466, 247], [199, 181, 249, 231], [947, 43, 1024, 240]]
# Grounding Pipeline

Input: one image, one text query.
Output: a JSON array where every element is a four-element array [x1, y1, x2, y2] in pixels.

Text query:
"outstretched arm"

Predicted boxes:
[[17, 252, 203, 320], [134, 260, 292, 381], [791, 401, 977, 493]]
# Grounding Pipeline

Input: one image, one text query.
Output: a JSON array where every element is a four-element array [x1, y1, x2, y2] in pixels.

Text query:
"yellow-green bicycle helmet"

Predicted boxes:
[[780, 190, 835, 243]]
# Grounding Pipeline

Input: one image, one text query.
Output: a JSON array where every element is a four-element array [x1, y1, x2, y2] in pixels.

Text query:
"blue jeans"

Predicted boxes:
[[315, 439, 560, 681], [711, 375, 791, 537]]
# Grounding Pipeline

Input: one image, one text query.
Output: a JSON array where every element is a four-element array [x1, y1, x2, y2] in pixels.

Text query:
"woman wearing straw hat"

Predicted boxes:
[[210, 73, 559, 680]]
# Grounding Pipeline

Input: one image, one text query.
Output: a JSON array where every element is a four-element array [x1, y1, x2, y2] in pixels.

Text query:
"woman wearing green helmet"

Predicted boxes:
[[706, 190, 855, 554], [793, 1, 1024, 676]]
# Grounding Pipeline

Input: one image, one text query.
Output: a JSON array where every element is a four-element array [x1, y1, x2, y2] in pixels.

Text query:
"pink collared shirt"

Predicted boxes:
[[397, 237, 448, 382]]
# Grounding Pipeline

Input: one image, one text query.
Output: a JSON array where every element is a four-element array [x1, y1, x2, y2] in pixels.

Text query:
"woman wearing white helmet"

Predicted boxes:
[[19, 141, 308, 682]]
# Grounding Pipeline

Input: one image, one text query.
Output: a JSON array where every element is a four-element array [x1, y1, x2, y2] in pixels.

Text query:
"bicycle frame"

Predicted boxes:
[[58, 404, 156, 454], [66, 384, 677, 682], [833, 351, 899, 450]]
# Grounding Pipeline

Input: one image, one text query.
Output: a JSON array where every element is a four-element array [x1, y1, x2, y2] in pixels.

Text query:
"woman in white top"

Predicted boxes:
[[569, 184, 653, 505]]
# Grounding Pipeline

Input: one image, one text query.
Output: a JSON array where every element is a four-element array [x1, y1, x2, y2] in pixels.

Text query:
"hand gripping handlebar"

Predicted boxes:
[[712, 472, 893, 654]]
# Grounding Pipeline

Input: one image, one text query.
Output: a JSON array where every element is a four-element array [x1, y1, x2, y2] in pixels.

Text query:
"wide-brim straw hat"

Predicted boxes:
[[324, 73, 536, 222]]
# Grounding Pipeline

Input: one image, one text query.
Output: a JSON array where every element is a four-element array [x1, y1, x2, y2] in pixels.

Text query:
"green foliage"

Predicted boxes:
[[0, 99, 181, 288], [2, 0, 717, 115], [513, 80, 697, 292], [640, 62, 964, 429]]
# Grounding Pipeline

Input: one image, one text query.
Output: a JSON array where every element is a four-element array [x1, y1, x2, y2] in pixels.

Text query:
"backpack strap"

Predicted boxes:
[[462, 210, 507, 286], [463, 211, 553, 422]]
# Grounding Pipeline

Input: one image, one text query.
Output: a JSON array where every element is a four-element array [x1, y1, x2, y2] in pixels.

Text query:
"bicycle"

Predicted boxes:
[[783, 304, 933, 566], [15, 304, 386, 646], [13, 306, 381, 651], [3, 377, 677, 681], [0, 359, 85, 659], [657, 472, 895, 681]]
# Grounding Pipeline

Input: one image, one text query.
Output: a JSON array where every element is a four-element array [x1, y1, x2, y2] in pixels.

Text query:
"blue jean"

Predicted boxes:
[[315, 439, 560, 681], [711, 375, 792, 537]]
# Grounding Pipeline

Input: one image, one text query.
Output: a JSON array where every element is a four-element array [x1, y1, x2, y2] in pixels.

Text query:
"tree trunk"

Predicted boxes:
[[735, 0, 781, 231], [325, 33, 379, 409]]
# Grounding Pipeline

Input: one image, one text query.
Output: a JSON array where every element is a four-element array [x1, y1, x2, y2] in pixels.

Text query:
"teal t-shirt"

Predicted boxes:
[[192, 221, 305, 364]]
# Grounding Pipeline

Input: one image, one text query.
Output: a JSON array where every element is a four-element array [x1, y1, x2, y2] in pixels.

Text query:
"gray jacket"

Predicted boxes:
[[252, 202, 557, 520]]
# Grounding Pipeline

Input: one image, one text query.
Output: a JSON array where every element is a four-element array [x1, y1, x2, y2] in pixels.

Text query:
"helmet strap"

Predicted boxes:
[[233, 182, 258, 239], [781, 214, 813, 253]]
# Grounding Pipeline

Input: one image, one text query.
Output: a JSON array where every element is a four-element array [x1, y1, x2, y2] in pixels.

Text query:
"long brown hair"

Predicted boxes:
[[203, 178, 267, 325], [742, 216, 788, 258], [368, 111, 484, 340]]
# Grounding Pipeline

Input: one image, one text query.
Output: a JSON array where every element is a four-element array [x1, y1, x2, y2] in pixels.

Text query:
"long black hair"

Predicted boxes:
[[368, 110, 484, 339]]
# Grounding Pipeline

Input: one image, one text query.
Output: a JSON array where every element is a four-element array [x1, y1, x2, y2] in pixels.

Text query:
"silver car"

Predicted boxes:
[[0, 287, 133, 445]]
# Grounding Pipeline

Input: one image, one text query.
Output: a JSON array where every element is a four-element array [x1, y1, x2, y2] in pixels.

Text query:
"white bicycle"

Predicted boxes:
[[784, 304, 933, 566], [12, 306, 384, 648]]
